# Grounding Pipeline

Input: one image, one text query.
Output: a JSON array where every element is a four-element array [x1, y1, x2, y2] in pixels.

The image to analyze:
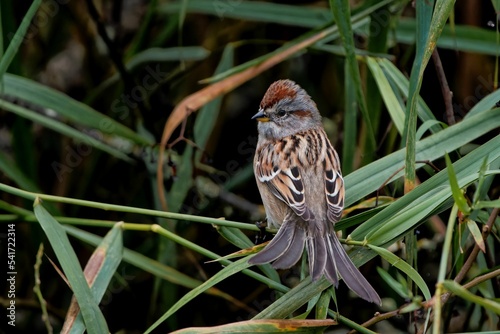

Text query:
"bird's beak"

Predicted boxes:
[[251, 109, 270, 122]]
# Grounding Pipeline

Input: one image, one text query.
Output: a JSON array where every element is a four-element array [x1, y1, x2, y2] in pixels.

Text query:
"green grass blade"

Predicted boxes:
[[33, 200, 108, 333], [66, 223, 123, 333], [215, 225, 254, 249], [403, 0, 456, 191], [253, 277, 331, 319], [442, 280, 500, 315], [364, 3, 391, 138], [466, 88, 500, 118], [337, 205, 388, 231], [158, 0, 332, 28], [0, 99, 133, 162], [435, 204, 459, 334], [465, 218, 485, 253], [198, 0, 394, 85], [395, 18, 499, 56], [194, 45, 234, 160], [402, 0, 434, 192], [315, 290, 331, 319], [472, 157, 489, 206], [335, 313, 377, 334], [376, 267, 410, 299], [370, 245, 431, 300], [445, 152, 471, 214], [352, 135, 500, 246], [475, 199, 500, 209], [170, 319, 336, 334], [330, 0, 375, 148], [342, 59, 357, 174], [416, 120, 447, 140], [0, 150, 40, 191], [346, 108, 500, 208], [0, 0, 42, 77], [126, 46, 209, 70], [364, 184, 452, 244], [124, 0, 158, 57], [63, 225, 240, 297], [378, 58, 441, 132], [0, 182, 260, 231], [366, 57, 405, 134], [2, 74, 151, 145], [144, 256, 253, 333]]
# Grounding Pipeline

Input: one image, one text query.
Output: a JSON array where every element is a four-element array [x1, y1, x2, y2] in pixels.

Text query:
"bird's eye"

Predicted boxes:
[[277, 109, 287, 117]]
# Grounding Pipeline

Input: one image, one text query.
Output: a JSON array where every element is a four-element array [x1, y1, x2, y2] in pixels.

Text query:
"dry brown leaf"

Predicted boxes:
[[157, 27, 334, 210]]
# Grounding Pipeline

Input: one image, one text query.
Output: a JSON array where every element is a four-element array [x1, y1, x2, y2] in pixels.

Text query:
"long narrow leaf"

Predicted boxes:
[[62, 223, 123, 333], [346, 108, 500, 207], [330, 0, 375, 147], [366, 57, 405, 134], [352, 135, 500, 246], [144, 256, 253, 333], [0, 0, 42, 77], [369, 245, 431, 300], [402, 0, 434, 192], [378, 58, 441, 132], [158, 0, 332, 28], [171, 319, 336, 334], [342, 60, 357, 174], [254, 277, 331, 320], [33, 200, 108, 333], [442, 280, 500, 315], [445, 153, 471, 214], [3, 74, 151, 145], [0, 99, 133, 162]]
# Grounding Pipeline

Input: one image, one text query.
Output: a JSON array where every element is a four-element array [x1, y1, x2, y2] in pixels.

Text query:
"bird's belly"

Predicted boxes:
[[257, 186, 290, 229]]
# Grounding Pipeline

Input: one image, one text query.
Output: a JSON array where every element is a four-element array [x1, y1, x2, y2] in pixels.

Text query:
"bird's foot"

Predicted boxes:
[[254, 218, 268, 244]]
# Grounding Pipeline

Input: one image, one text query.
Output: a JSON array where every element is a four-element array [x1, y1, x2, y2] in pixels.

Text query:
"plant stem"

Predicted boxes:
[[0, 182, 259, 231]]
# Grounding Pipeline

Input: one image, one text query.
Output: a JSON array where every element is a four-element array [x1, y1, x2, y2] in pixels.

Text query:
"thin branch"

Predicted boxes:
[[454, 206, 499, 284], [85, 0, 146, 118], [33, 244, 53, 334], [347, 309, 401, 334], [417, 203, 500, 333], [432, 49, 455, 125], [353, 200, 500, 334]]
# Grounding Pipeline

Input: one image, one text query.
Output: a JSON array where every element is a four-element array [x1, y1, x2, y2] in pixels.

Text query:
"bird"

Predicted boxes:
[[248, 79, 381, 304]]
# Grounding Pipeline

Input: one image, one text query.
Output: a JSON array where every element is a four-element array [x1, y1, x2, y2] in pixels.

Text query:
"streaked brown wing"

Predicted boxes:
[[323, 142, 344, 223], [255, 143, 314, 221]]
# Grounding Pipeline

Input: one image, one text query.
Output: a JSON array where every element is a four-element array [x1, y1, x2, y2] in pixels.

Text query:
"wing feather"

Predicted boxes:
[[324, 142, 344, 223], [255, 141, 313, 221]]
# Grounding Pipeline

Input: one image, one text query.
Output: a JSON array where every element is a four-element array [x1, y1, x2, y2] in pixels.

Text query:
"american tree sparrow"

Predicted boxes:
[[248, 79, 380, 304]]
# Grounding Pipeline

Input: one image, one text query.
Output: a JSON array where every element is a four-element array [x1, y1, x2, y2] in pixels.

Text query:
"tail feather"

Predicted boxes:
[[248, 220, 381, 305], [326, 233, 381, 305], [324, 235, 339, 287], [249, 221, 296, 265], [306, 236, 327, 281], [272, 226, 306, 269]]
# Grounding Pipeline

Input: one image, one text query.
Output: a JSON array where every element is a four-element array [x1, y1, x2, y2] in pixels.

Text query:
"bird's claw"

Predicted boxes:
[[254, 218, 268, 244]]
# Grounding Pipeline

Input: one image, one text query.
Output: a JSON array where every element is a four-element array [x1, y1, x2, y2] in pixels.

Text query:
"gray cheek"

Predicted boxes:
[[258, 122, 279, 139]]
